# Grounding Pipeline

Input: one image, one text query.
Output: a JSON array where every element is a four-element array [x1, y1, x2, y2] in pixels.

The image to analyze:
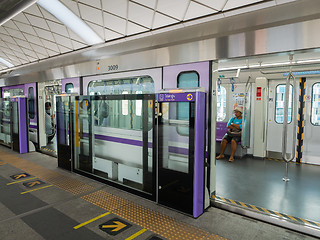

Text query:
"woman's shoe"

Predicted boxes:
[[228, 157, 234, 162], [216, 155, 225, 159]]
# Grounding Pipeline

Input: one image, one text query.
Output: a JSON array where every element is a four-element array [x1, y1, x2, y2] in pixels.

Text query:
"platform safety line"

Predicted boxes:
[[125, 228, 147, 240], [7, 177, 37, 185], [20, 185, 53, 194], [212, 194, 320, 228], [73, 212, 110, 229]]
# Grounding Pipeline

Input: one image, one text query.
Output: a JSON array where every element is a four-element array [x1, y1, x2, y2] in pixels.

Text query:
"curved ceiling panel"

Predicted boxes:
[[0, 0, 297, 71]]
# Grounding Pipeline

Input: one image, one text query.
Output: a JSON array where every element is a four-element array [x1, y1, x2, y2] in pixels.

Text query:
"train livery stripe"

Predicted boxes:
[[212, 194, 320, 229], [296, 77, 306, 163]]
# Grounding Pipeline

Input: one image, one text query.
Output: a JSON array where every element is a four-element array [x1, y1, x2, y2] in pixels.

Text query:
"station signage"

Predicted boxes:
[[158, 92, 195, 102]]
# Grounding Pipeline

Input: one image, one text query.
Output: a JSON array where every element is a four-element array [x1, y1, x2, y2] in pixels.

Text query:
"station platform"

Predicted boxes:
[[0, 145, 316, 240]]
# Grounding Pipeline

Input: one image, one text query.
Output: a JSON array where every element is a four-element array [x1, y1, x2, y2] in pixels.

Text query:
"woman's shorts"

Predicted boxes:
[[222, 134, 241, 143]]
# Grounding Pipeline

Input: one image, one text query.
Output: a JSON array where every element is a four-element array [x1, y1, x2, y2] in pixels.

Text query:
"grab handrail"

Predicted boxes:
[[241, 76, 251, 148], [281, 71, 297, 181]]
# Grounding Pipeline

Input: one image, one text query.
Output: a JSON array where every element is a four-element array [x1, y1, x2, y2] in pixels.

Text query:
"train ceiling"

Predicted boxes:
[[0, 0, 297, 71]]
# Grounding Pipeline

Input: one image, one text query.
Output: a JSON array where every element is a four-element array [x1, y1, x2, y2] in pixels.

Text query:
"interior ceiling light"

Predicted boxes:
[[218, 66, 248, 71], [37, 0, 104, 45], [0, 58, 14, 68], [296, 59, 320, 64], [218, 61, 293, 71]]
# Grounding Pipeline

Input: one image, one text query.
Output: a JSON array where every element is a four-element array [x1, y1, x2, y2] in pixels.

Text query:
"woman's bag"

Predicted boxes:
[[226, 117, 242, 137], [227, 128, 242, 137]]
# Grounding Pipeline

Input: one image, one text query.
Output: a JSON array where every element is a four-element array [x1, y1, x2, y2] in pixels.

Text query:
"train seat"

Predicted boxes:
[[216, 122, 246, 158]]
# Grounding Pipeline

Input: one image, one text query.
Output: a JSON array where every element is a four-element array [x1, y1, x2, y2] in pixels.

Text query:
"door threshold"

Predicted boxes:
[[211, 197, 320, 238]]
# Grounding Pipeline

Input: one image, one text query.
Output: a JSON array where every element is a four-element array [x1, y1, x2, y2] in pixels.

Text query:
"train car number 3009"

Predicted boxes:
[[108, 65, 119, 71]]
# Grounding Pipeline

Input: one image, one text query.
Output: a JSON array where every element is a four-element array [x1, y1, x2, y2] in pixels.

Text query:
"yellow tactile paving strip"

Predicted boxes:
[[81, 190, 131, 211], [0, 150, 226, 240]]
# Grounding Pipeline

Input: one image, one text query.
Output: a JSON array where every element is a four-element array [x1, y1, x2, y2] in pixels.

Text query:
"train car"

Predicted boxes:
[[1, 0, 320, 236]]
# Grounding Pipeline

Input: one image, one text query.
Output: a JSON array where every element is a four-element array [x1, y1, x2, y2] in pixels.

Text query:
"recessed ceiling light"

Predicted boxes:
[[37, 0, 104, 45], [0, 58, 14, 68]]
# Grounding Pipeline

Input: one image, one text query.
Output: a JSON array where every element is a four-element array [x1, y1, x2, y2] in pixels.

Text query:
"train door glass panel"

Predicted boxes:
[[74, 97, 92, 172], [275, 84, 293, 123], [0, 99, 11, 146], [65, 83, 74, 93], [217, 86, 226, 121], [177, 72, 199, 135], [158, 101, 195, 215], [311, 83, 320, 125], [56, 96, 73, 171], [267, 82, 294, 156], [11, 101, 19, 151], [28, 87, 35, 119], [303, 80, 320, 164]]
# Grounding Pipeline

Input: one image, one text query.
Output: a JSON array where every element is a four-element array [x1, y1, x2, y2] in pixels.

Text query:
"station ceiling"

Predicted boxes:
[[0, 0, 296, 71]]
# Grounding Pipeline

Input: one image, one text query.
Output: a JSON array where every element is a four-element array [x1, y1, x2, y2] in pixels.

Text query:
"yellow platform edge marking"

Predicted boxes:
[[239, 202, 248, 208], [273, 211, 284, 218], [74, 212, 110, 229], [299, 217, 311, 225], [261, 207, 271, 214], [7, 177, 37, 185], [20, 185, 53, 194], [219, 197, 227, 202], [287, 215, 298, 222], [249, 204, 259, 211], [214, 196, 320, 229], [125, 228, 147, 240]]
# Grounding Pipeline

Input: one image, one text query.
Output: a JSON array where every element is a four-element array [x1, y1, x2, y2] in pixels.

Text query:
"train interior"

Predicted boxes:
[[215, 51, 320, 225], [38, 81, 62, 156]]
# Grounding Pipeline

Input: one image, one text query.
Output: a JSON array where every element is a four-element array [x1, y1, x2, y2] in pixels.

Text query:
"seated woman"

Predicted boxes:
[[216, 106, 243, 162]]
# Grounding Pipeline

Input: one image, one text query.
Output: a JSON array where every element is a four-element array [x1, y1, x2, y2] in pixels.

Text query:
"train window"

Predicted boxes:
[[275, 84, 293, 123], [311, 83, 320, 125], [177, 72, 199, 88], [88, 76, 154, 95], [177, 72, 199, 135], [65, 83, 74, 93], [122, 91, 129, 115], [88, 76, 154, 130], [136, 91, 142, 116], [28, 87, 35, 119], [217, 86, 226, 121], [3, 88, 24, 98]]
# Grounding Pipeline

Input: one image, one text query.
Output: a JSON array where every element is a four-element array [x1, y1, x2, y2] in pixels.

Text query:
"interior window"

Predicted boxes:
[[275, 84, 293, 123], [311, 83, 320, 125], [217, 86, 226, 121]]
